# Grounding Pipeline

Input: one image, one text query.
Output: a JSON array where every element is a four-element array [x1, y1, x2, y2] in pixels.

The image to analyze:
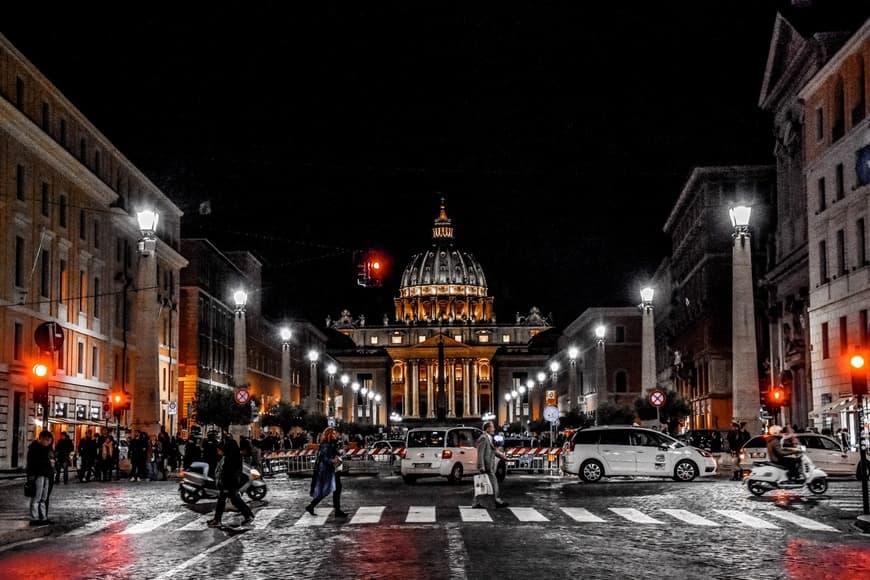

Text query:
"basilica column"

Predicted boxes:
[[447, 359, 456, 417], [402, 361, 410, 417], [410, 360, 419, 418], [427, 362, 436, 418], [463, 359, 471, 417]]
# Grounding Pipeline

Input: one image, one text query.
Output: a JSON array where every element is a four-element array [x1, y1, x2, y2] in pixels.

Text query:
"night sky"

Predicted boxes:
[[4, 2, 790, 327]]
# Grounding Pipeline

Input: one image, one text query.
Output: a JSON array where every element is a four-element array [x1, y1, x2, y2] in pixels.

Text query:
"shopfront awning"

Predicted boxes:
[[810, 397, 858, 418]]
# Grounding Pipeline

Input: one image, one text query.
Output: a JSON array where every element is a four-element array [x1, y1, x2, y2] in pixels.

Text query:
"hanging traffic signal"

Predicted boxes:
[[850, 352, 868, 396], [31, 362, 50, 406], [355, 249, 390, 288], [111, 391, 125, 417], [768, 386, 786, 409]]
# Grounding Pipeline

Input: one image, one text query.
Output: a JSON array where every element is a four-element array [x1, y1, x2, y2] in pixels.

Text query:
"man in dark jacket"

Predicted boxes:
[[207, 438, 254, 528], [27, 431, 55, 525], [54, 432, 74, 484]]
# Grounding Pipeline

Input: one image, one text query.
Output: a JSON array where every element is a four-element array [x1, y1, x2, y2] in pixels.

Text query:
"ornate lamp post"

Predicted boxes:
[[367, 389, 376, 425], [132, 209, 160, 434], [504, 392, 513, 425], [326, 363, 337, 417], [351, 381, 361, 422], [306, 349, 319, 414], [280, 327, 292, 404], [594, 324, 606, 424], [374, 393, 382, 426], [340, 373, 350, 422], [640, 286, 656, 396], [232, 289, 248, 391], [568, 346, 579, 412], [730, 204, 761, 435]]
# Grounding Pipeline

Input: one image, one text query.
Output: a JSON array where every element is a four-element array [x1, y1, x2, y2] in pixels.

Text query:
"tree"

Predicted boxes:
[[559, 409, 586, 429], [260, 402, 329, 437], [634, 390, 691, 435], [194, 386, 256, 432], [596, 401, 636, 425]]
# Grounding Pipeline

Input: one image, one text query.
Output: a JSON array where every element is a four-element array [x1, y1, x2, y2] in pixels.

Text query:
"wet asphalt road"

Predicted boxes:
[[1, 469, 869, 579]]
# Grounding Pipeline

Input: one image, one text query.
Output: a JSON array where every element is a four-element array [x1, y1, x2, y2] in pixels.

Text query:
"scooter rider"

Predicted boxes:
[[766, 425, 803, 482]]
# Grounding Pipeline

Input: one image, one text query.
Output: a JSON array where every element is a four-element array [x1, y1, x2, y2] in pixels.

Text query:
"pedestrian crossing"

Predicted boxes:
[[53, 504, 845, 537]]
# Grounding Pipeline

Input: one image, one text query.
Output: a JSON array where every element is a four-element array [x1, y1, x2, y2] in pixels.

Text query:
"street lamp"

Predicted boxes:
[[339, 373, 350, 422], [594, 324, 606, 342], [640, 286, 656, 396], [232, 288, 248, 394], [594, 324, 606, 425], [232, 289, 248, 312], [374, 393, 382, 425], [568, 346, 579, 411], [326, 363, 337, 417], [729, 203, 761, 435], [280, 327, 292, 404], [367, 389, 376, 425], [351, 381, 361, 423], [306, 349, 319, 414], [132, 209, 161, 434], [136, 209, 159, 255], [504, 392, 513, 425]]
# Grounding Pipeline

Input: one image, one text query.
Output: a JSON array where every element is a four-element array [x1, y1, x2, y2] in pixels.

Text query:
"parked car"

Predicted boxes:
[[563, 425, 718, 483], [738, 433, 868, 479], [400, 427, 505, 484]]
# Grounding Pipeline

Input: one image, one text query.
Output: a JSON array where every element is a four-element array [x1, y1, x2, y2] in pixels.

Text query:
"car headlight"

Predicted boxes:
[[697, 449, 712, 458]]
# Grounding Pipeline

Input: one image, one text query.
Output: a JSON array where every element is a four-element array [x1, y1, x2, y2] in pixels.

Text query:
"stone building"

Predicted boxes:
[[326, 202, 552, 427], [0, 34, 185, 467], [799, 18, 870, 435]]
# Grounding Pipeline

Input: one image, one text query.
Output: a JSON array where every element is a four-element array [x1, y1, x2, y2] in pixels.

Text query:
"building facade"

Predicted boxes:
[[327, 202, 552, 427], [800, 19, 870, 436], [655, 166, 775, 430], [0, 34, 185, 467]]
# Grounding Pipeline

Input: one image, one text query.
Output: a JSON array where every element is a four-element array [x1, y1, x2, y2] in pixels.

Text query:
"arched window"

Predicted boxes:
[[833, 75, 845, 141], [614, 370, 628, 393], [854, 54, 866, 125]]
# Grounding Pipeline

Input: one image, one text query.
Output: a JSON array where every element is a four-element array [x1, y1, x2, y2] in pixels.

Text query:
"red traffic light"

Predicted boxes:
[[356, 249, 390, 287], [32, 363, 49, 378], [850, 354, 866, 369], [113, 393, 123, 404]]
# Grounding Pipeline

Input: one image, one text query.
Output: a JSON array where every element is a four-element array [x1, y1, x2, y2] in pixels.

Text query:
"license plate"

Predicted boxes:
[[507, 461, 517, 467], [413, 463, 431, 468], [749, 451, 766, 459]]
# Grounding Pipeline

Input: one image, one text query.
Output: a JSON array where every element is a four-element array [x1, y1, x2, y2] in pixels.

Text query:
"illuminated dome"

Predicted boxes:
[[395, 201, 494, 323]]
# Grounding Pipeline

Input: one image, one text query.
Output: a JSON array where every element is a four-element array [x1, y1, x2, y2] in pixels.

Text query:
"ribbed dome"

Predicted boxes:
[[399, 201, 487, 292]]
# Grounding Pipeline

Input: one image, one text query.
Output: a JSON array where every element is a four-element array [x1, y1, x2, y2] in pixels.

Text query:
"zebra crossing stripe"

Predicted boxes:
[[661, 509, 719, 527], [459, 506, 493, 522], [561, 507, 605, 523], [509, 507, 549, 522], [64, 514, 132, 537], [349, 506, 385, 524], [406, 506, 436, 523], [766, 511, 839, 532], [121, 512, 185, 535], [175, 515, 212, 532], [714, 510, 779, 529], [609, 508, 663, 524], [294, 508, 332, 527], [253, 508, 284, 529]]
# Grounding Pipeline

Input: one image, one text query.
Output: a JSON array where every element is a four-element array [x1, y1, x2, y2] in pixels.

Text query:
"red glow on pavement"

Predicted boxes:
[[785, 539, 870, 579]]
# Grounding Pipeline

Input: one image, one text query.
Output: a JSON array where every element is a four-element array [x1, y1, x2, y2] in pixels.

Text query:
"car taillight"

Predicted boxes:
[[398, 448, 406, 458], [568, 441, 575, 452], [442, 450, 453, 459]]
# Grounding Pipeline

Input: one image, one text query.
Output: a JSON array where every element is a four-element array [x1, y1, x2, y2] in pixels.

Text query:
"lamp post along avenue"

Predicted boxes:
[[232, 289, 248, 389], [568, 346, 579, 412], [730, 205, 761, 435], [280, 327, 292, 404], [306, 350, 320, 414], [132, 209, 160, 435], [640, 287, 656, 396]]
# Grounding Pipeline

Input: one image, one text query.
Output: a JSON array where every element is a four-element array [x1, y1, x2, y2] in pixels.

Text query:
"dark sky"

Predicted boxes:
[[4, 2, 789, 327]]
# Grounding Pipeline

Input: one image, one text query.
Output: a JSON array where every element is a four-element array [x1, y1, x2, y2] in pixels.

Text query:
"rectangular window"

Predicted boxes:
[[79, 210, 86, 241], [858, 218, 867, 267], [93, 277, 100, 318], [41, 101, 49, 131], [91, 345, 98, 378], [370, 336, 379, 345], [479, 334, 490, 343], [40, 250, 50, 298], [835, 163, 845, 200], [79, 138, 86, 161], [41, 182, 50, 217], [79, 271, 86, 312], [817, 177, 826, 212], [860, 310, 869, 346], [821, 322, 830, 359], [819, 240, 828, 282], [16, 164, 25, 200], [840, 316, 848, 353], [615, 326, 626, 343], [58, 259, 67, 303], [453, 335, 463, 342], [502, 334, 511, 343], [59, 195, 68, 227], [77, 342, 85, 375], [59, 119, 67, 147], [13, 322, 23, 361], [390, 335, 402, 344], [93, 220, 100, 248], [15, 76, 24, 108], [14, 236, 25, 287], [418, 335, 427, 343], [816, 107, 824, 141], [836, 229, 846, 276]]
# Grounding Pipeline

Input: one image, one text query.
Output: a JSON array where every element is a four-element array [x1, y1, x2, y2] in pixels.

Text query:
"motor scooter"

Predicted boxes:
[[745, 446, 828, 496], [178, 463, 267, 504]]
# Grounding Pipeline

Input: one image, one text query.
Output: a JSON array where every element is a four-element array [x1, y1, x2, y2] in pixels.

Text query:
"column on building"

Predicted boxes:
[[427, 362, 435, 418], [410, 360, 419, 418], [463, 359, 471, 417], [447, 359, 455, 417], [402, 360, 410, 417], [471, 360, 479, 416]]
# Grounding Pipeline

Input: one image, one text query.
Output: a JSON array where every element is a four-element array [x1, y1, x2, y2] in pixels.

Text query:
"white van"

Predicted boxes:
[[400, 426, 505, 484]]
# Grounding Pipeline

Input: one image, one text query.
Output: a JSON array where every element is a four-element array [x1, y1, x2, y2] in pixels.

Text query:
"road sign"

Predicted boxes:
[[545, 390, 557, 406], [167, 401, 178, 415], [233, 388, 250, 406], [543, 405, 559, 423], [34, 321, 64, 352], [649, 389, 666, 408], [327, 417, 336, 428]]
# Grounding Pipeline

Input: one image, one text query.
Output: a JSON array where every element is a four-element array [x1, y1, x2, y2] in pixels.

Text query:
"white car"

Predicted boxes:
[[738, 433, 868, 479], [400, 427, 505, 484], [563, 426, 717, 482]]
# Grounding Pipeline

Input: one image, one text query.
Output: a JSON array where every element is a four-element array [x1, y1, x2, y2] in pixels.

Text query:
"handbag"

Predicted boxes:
[[473, 473, 493, 497], [24, 478, 35, 498]]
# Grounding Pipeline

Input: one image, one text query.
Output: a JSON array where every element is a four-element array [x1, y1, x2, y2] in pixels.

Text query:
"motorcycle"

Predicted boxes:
[[745, 446, 828, 496], [178, 463, 267, 504]]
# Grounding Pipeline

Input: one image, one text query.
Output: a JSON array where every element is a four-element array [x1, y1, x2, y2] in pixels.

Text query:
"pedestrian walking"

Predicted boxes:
[[207, 438, 255, 528], [100, 436, 115, 482], [304, 428, 347, 518], [54, 432, 74, 485], [472, 421, 508, 509], [27, 430, 55, 525]]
